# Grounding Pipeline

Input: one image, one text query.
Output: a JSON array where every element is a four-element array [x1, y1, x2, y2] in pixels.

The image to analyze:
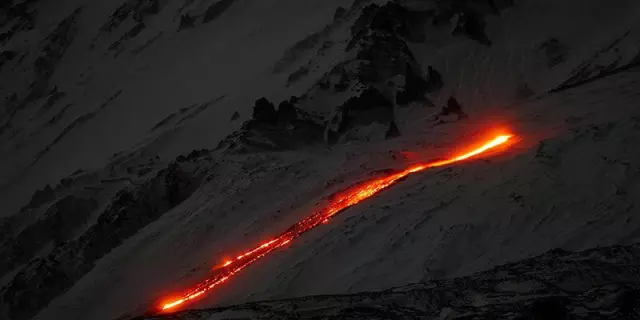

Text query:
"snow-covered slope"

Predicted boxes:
[[1, 0, 640, 319]]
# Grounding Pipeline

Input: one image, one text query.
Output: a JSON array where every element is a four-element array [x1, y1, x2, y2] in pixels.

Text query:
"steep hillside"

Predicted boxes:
[[1, 0, 640, 319]]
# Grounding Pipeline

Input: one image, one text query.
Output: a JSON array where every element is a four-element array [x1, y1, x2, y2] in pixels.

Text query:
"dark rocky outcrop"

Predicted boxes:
[[138, 243, 640, 320], [218, 97, 324, 152], [29, 8, 82, 102], [395, 63, 435, 105], [0, 158, 206, 320], [431, 0, 513, 46], [318, 2, 444, 114], [277, 100, 297, 125], [0, 196, 98, 277], [440, 96, 468, 120], [385, 120, 400, 139], [0, 50, 17, 69], [333, 6, 346, 21], [286, 65, 310, 86], [326, 87, 394, 144], [99, 0, 160, 33], [252, 97, 278, 125], [178, 14, 195, 30], [203, 0, 235, 23], [451, 11, 492, 46], [0, 1, 35, 45], [108, 22, 146, 55], [21, 184, 56, 212]]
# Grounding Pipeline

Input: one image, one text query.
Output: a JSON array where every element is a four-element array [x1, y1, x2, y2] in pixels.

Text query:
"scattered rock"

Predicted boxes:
[[333, 6, 346, 21]]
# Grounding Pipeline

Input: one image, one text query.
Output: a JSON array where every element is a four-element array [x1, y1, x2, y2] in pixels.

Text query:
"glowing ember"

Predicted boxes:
[[159, 134, 514, 312]]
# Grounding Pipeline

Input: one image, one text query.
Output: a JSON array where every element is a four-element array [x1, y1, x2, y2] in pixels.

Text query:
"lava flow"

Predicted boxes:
[[159, 134, 515, 312]]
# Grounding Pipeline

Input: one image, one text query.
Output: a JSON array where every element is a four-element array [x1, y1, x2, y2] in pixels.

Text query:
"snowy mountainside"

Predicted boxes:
[[1, 0, 640, 319]]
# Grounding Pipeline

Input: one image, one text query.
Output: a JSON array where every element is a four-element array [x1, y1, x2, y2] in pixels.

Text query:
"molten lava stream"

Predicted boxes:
[[158, 134, 514, 312]]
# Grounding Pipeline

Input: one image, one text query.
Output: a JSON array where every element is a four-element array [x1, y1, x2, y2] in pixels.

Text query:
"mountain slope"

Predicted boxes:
[[1, 0, 640, 319]]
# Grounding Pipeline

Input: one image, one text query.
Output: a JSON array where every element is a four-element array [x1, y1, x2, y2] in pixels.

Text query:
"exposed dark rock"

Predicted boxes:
[[137, 243, 640, 320], [349, 4, 379, 42], [29, 8, 82, 102], [396, 62, 429, 105], [109, 22, 146, 54], [230, 111, 240, 121], [203, 0, 235, 23], [21, 184, 55, 212], [354, 26, 415, 84], [0, 0, 13, 12], [441, 96, 467, 120], [0, 50, 16, 63], [385, 120, 400, 139], [326, 87, 394, 144], [286, 65, 309, 86], [0, 196, 98, 277], [320, 2, 440, 109], [335, 72, 350, 92], [333, 6, 346, 21], [0, 159, 204, 320], [252, 97, 278, 125], [99, 0, 160, 33], [616, 288, 640, 316], [218, 98, 323, 152], [179, 14, 194, 30], [0, 2, 35, 45], [452, 11, 492, 46], [277, 100, 297, 125], [425, 65, 443, 90]]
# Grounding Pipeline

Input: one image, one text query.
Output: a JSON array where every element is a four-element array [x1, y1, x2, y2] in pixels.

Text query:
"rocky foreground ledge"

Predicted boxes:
[[139, 243, 640, 319]]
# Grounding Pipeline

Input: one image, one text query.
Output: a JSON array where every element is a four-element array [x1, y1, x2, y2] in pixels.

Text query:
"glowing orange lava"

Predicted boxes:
[[159, 134, 514, 312]]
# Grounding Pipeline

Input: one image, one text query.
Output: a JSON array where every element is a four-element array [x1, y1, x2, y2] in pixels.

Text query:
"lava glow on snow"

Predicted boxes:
[[158, 134, 514, 312]]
